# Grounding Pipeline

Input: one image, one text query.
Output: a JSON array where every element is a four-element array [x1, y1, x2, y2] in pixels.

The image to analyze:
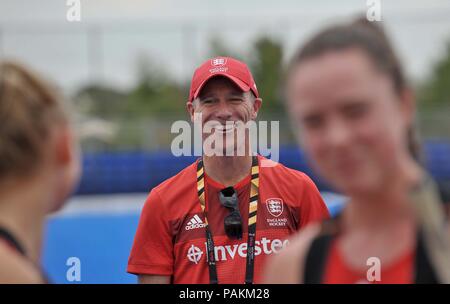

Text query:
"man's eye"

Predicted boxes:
[[201, 99, 214, 104]]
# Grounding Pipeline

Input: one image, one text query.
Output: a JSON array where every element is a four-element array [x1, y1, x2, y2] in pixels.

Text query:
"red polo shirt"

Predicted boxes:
[[127, 155, 329, 283]]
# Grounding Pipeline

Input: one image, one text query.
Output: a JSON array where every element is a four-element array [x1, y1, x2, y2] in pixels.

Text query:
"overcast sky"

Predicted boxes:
[[1, 0, 450, 93]]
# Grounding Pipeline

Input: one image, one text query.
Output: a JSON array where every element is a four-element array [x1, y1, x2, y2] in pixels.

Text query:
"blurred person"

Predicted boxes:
[[0, 61, 80, 283], [127, 56, 329, 284], [264, 17, 450, 284]]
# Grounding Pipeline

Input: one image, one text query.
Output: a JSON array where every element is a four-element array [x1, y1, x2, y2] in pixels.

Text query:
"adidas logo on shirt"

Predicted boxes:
[[185, 215, 207, 230]]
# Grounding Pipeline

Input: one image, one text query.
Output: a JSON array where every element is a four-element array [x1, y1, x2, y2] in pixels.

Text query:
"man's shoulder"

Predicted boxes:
[[152, 160, 198, 195], [142, 161, 198, 217], [259, 155, 313, 185]]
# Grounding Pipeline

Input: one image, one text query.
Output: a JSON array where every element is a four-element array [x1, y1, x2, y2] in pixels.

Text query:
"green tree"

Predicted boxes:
[[249, 36, 284, 113], [125, 55, 186, 117], [417, 41, 450, 139], [419, 42, 450, 106], [73, 84, 127, 119]]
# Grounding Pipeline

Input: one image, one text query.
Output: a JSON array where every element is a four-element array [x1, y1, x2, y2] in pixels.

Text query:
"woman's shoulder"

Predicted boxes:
[[0, 241, 43, 284]]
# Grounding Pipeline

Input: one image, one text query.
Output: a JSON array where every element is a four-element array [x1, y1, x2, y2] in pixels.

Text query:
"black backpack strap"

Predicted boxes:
[[414, 229, 439, 284], [0, 226, 26, 256], [303, 233, 334, 284], [303, 216, 340, 284], [0, 226, 51, 283]]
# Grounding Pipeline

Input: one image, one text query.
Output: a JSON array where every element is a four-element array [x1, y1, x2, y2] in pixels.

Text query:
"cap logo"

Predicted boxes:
[[211, 58, 227, 67]]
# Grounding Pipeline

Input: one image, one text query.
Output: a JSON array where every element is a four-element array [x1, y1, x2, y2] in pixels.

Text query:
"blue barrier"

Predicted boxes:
[[42, 192, 346, 284], [75, 141, 450, 195], [41, 141, 449, 283], [43, 213, 139, 284]]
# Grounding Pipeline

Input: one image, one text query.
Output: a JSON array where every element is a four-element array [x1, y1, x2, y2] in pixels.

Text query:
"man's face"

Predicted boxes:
[[187, 76, 261, 156]]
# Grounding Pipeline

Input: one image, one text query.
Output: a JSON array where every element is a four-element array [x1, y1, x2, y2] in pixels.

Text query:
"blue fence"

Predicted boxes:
[[76, 141, 450, 195]]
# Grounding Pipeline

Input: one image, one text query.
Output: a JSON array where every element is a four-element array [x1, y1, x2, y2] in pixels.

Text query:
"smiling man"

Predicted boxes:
[[127, 56, 329, 284]]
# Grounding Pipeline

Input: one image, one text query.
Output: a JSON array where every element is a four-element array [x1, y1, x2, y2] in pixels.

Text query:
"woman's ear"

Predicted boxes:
[[399, 88, 416, 129], [54, 126, 74, 166], [52, 126, 81, 211]]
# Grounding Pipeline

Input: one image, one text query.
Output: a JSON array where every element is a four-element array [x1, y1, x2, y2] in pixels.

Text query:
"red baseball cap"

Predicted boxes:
[[188, 56, 259, 102]]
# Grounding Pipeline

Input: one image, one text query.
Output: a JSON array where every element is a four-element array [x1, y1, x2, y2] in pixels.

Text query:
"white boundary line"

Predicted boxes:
[[49, 192, 347, 218], [49, 193, 147, 218]]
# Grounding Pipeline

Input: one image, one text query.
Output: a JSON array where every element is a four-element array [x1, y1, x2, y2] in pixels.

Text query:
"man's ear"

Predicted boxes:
[[186, 101, 195, 123], [252, 98, 262, 120]]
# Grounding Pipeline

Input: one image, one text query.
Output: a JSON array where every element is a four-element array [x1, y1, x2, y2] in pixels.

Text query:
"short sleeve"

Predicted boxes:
[[298, 174, 330, 229], [127, 189, 174, 276]]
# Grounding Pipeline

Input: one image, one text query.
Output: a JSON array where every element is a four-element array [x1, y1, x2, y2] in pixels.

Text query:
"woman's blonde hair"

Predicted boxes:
[[0, 61, 68, 180]]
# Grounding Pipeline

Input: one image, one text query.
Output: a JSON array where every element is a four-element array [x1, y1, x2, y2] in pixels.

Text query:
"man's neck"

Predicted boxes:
[[202, 155, 254, 187]]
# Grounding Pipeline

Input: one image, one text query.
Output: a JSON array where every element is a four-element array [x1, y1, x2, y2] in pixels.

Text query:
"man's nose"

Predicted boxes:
[[215, 99, 233, 122]]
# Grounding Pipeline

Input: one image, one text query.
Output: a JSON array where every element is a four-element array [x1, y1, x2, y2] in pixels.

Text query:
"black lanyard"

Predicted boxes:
[[196, 156, 259, 284]]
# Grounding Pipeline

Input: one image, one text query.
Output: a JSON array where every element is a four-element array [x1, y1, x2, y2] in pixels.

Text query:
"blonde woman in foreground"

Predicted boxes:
[[0, 62, 80, 283]]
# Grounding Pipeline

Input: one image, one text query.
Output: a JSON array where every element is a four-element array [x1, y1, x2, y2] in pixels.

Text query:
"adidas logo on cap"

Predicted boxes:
[[185, 215, 206, 230]]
